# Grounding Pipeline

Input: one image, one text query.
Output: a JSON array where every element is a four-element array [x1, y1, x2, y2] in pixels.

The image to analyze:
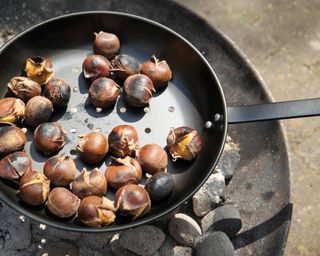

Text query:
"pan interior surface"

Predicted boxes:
[[0, 12, 226, 231]]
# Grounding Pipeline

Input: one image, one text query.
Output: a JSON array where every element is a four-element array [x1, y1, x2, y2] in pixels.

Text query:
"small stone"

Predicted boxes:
[[193, 231, 235, 256], [192, 172, 226, 217], [172, 246, 192, 256], [159, 236, 177, 256], [109, 233, 138, 256], [215, 136, 240, 180], [168, 213, 202, 246], [202, 205, 242, 237], [119, 225, 165, 256]]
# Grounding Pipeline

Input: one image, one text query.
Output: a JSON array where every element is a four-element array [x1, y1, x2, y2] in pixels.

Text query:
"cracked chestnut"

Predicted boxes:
[[34, 122, 66, 153], [43, 155, 77, 186], [78, 196, 116, 227], [141, 55, 172, 89], [77, 132, 108, 163], [0, 151, 31, 180], [108, 125, 139, 157], [145, 172, 175, 201], [72, 168, 107, 199], [0, 123, 26, 157], [136, 144, 168, 175], [8, 76, 41, 102], [105, 157, 142, 189], [111, 54, 141, 80], [94, 31, 120, 59], [115, 184, 151, 219], [22, 56, 54, 85], [25, 96, 53, 127], [88, 77, 120, 109], [0, 97, 25, 124], [44, 78, 71, 107], [167, 126, 202, 161], [83, 54, 111, 81], [47, 187, 80, 218], [19, 170, 50, 206], [123, 74, 155, 107]]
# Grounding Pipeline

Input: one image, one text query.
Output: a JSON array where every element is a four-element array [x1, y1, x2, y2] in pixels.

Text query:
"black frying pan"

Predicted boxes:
[[0, 11, 318, 232]]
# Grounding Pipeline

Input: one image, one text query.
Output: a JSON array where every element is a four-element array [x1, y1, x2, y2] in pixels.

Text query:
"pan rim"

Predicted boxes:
[[0, 10, 228, 232]]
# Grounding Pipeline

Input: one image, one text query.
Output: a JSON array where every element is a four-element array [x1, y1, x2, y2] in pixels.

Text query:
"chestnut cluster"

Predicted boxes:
[[82, 31, 172, 109]]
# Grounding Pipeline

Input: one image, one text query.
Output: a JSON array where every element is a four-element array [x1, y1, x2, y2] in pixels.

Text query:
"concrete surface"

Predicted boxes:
[[176, 1, 320, 255]]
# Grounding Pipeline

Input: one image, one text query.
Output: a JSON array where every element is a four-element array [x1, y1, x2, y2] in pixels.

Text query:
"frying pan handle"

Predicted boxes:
[[227, 98, 320, 124]]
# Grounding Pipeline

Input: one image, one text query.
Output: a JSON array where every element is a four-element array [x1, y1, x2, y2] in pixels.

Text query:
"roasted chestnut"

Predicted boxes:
[[123, 74, 155, 107], [22, 56, 54, 85], [0, 97, 25, 123], [167, 127, 202, 161], [83, 54, 111, 81], [0, 123, 26, 157], [44, 78, 71, 107], [34, 122, 66, 153], [7, 76, 41, 102], [47, 187, 80, 218], [0, 151, 31, 180], [145, 172, 175, 201], [43, 155, 77, 186], [140, 55, 172, 89], [108, 125, 139, 157], [111, 54, 141, 80], [136, 144, 168, 175], [77, 132, 108, 163], [78, 196, 116, 227], [94, 31, 120, 59], [25, 96, 53, 127], [115, 184, 151, 219], [19, 170, 50, 206], [105, 157, 142, 189], [88, 77, 120, 108], [72, 168, 107, 199]]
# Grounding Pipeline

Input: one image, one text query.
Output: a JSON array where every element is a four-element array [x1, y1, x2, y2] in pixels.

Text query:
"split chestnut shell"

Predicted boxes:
[[111, 54, 141, 80], [72, 168, 107, 199], [19, 171, 50, 206], [0, 124, 26, 157], [105, 157, 142, 189], [0, 151, 32, 180], [83, 54, 111, 81], [167, 127, 202, 161], [115, 184, 151, 219], [78, 196, 116, 227], [44, 78, 71, 108], [22, 56, 54, 85], [7, 76, 41, 102], [0, 97, 25, 124]]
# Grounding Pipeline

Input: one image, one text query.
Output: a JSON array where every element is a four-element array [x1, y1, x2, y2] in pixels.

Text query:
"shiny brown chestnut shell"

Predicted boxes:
[[105, 157, 142, 189], [145, 172, 175, 201], [47, 187, 80, 218], [108, 125, 139, 157], [123, 74, 155, 107], [25, 96, 53, 127], [167, 126, 202, 161], [93, 31, 120, 59], [136, 144, 168, 175], [0, 151, 32, 180], [19, 170, 50, 206], [140, 55, 172, 89], [44, 78, 71, 107], [0, 123, 26, 157], [111, 54, 141, 80], [0, 97, 25, 124], [43, 155, 77, 186], [8, 76, 41, 102], [34, 122, 66, 153], [77, 132, 108, 164], [72, 168, 107, 199], [22, 56, 54, 85], [82, 54, 111, 81], [78, 196, 116, 227], [88, 77, 120, 109], [115, 184, 151, 219]]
